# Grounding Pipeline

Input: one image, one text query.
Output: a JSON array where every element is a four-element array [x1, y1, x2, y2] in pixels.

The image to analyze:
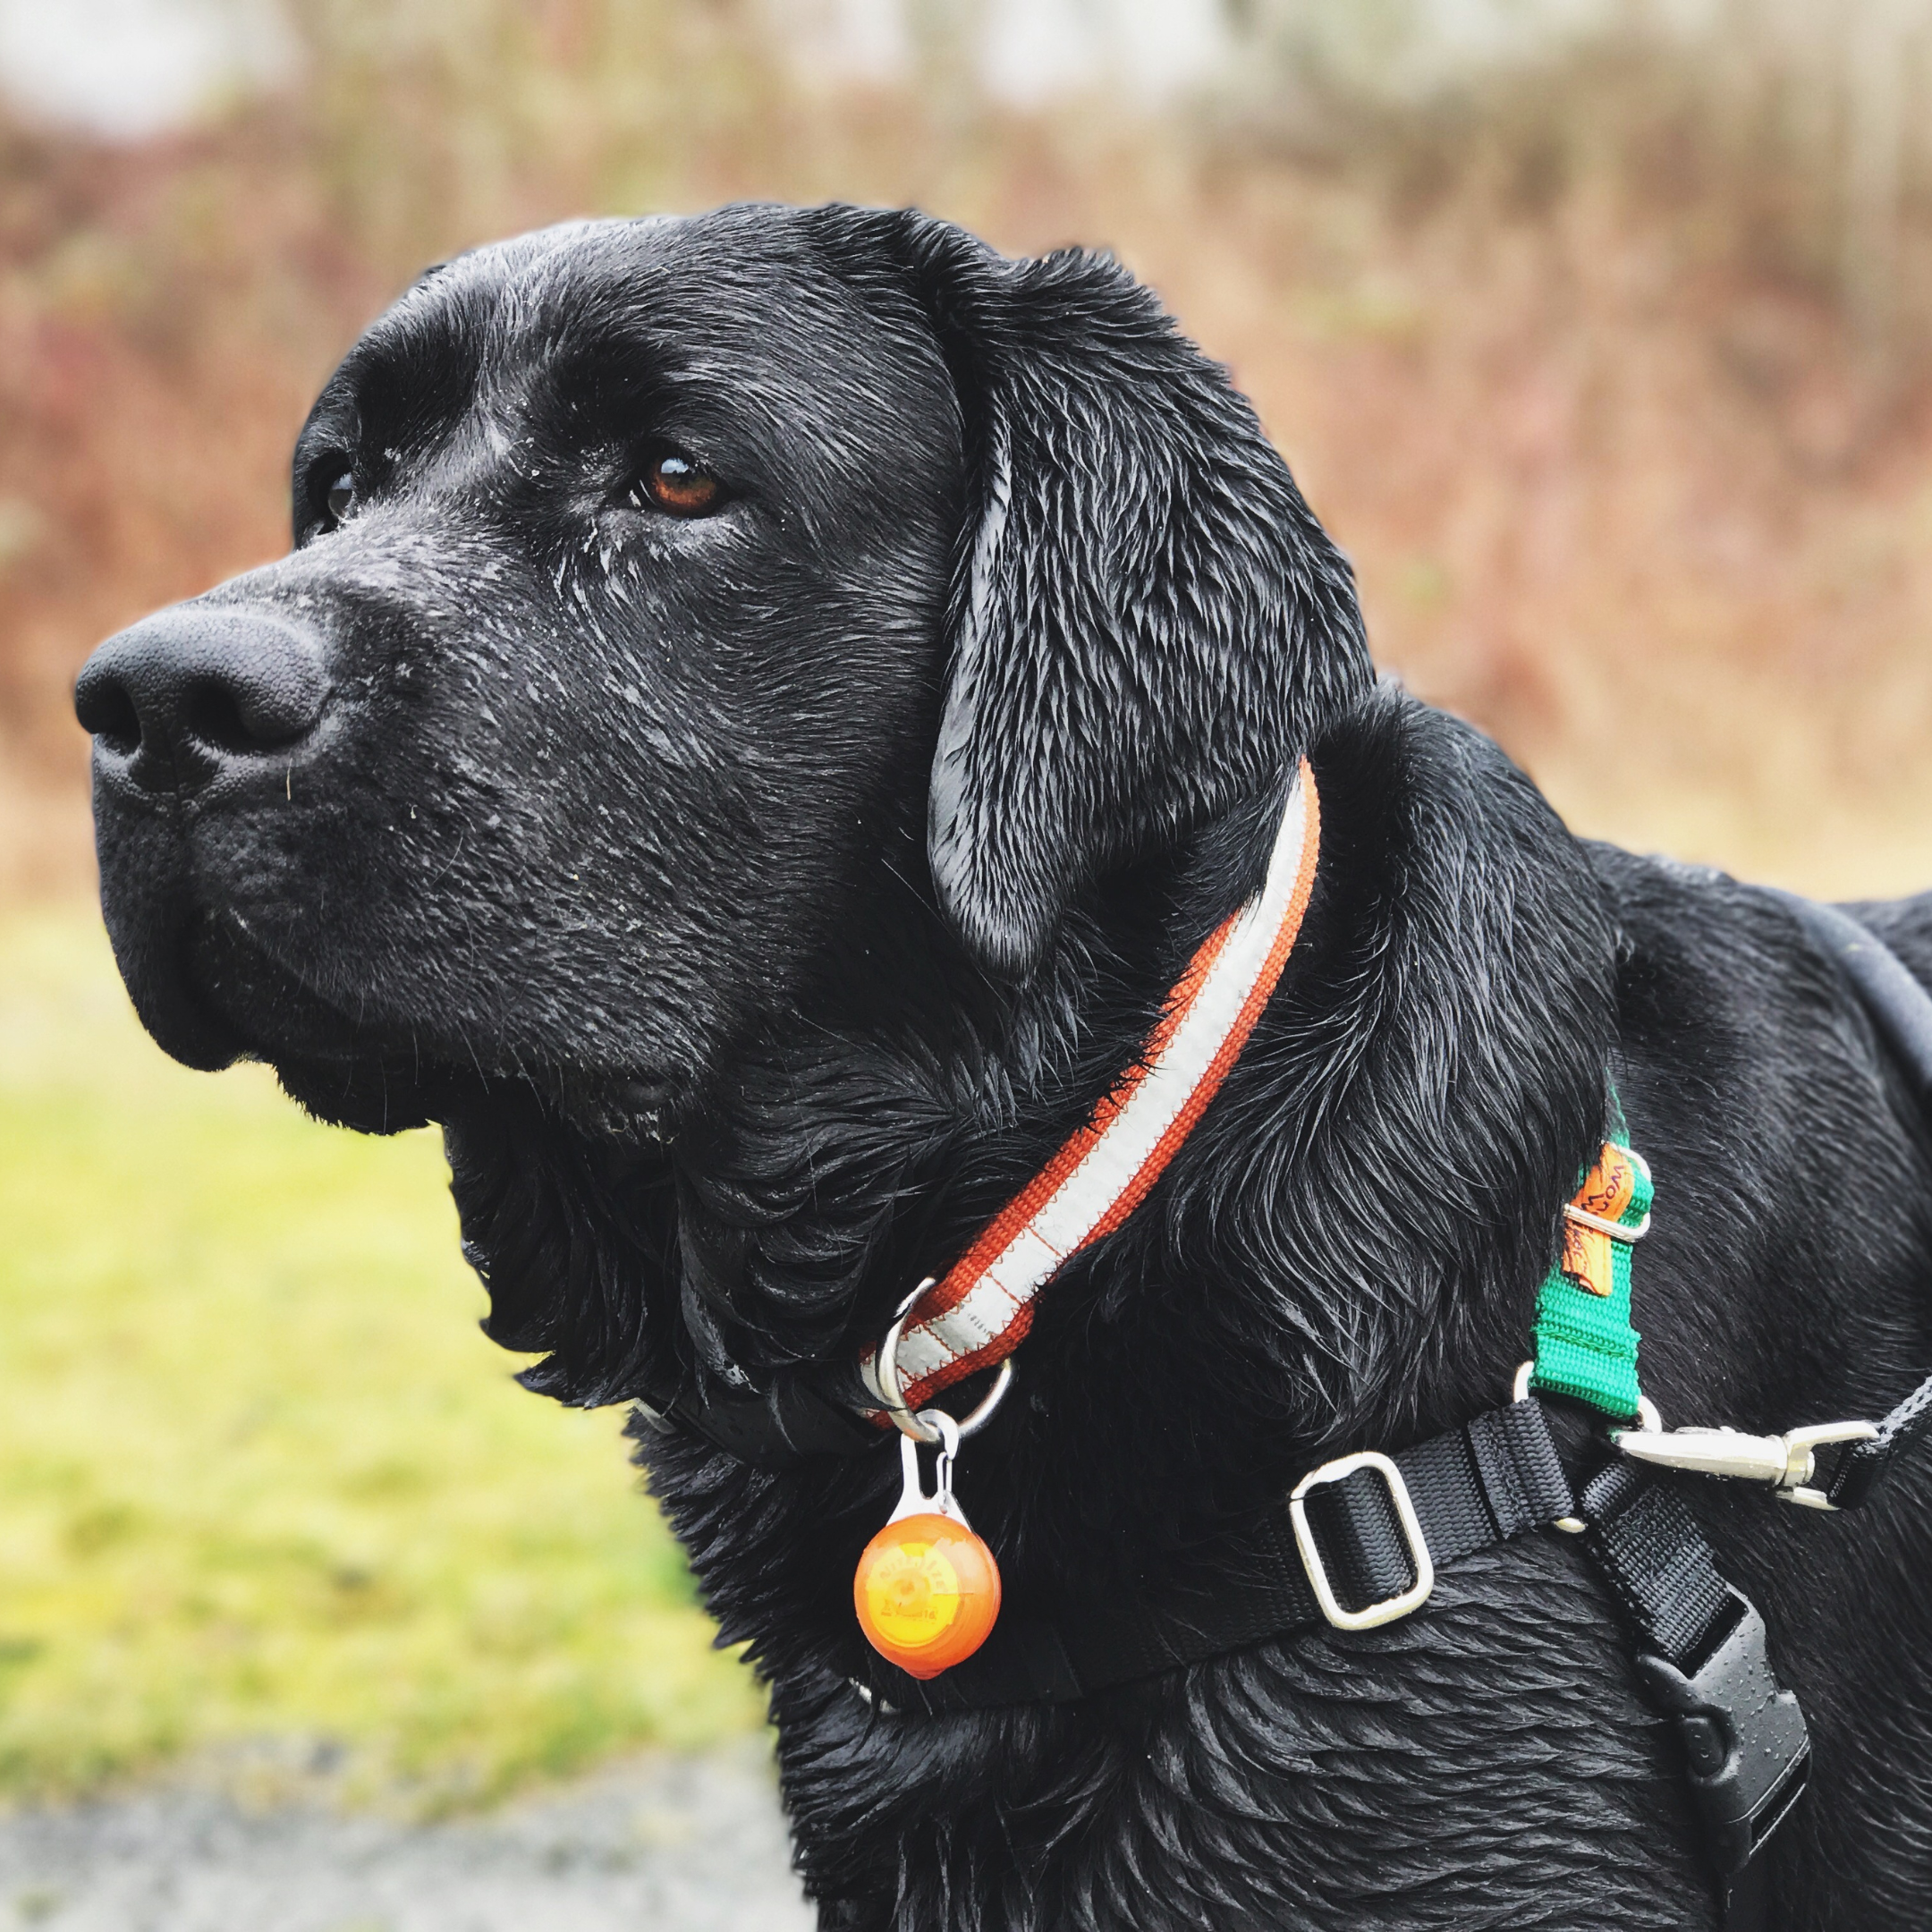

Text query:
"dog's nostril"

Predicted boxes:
[[79, 676, 143, 758], [184, 676, 271, 756]]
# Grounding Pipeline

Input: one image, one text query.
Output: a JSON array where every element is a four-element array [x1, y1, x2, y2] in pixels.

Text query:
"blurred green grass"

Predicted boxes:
[[0, 908, 760, 1810]]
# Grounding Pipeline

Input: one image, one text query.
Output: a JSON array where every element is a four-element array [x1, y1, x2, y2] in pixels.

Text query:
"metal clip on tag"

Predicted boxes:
[[1611, 1418, 1880, 1510], [854, 1408, 1003, 1681], [889, 1411, 962, 1524]]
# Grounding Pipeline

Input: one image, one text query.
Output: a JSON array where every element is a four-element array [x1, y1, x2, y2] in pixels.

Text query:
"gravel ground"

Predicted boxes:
[[0, 1746, 815, 1932]]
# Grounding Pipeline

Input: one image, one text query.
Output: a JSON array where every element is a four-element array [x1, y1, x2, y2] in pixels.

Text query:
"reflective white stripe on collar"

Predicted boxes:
[[865, 759, 1321, 1417]]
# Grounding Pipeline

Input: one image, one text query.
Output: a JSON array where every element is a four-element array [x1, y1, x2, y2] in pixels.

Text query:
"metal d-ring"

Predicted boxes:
[[1512, 1360, 1661, 1533], [877, 1284, 1016, 1445], [1512, 1358, 1663, 1433]]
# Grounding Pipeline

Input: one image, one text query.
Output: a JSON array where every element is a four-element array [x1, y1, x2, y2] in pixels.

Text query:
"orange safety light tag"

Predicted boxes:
[[853, 1423, 1001, 1680]]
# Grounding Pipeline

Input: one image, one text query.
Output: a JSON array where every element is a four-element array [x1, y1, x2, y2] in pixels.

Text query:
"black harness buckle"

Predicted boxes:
[[1634, 1594, 1810, 1909]]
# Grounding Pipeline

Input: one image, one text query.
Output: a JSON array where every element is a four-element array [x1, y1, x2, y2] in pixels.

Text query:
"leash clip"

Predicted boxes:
[[1610, 1418, 1878, 1510], [1772, 1420, 1882, 1510]]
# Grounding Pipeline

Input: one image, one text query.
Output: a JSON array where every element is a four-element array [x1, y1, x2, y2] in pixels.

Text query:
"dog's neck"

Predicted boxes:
[[452, 690, 1626, 1595], [650, 743, 1315, 1407], [867, 761, 1319, 1420]]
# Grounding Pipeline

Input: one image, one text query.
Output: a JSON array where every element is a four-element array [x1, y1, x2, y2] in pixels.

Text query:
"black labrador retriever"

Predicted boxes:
[[74, 203, 1932, 1929]]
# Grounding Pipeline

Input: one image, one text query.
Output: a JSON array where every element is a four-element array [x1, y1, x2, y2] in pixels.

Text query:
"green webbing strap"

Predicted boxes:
[[1529, 1101, 1650, 1420]]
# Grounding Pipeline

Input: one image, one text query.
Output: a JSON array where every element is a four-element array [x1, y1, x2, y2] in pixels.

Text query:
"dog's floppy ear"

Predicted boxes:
[[876, 213, 1372, 979]]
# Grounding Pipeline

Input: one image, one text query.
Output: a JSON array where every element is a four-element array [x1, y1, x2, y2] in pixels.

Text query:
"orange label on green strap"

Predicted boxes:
[[1561, 1143, 1637, 1297], [1575, 1144, 1637, 1224], [1530, 1115, 1649, 1419]]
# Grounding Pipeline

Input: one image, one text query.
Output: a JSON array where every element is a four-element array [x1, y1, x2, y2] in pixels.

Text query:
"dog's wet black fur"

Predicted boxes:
[[77, 204, 1932, 1928]]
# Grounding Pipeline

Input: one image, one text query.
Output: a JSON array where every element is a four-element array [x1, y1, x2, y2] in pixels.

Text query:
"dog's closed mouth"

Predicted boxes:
[[180, 912, 391, 1065]]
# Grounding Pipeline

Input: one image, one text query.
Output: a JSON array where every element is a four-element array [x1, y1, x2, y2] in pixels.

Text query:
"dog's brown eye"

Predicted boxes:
[[635, 453, 721, 518], [323, 470, 355, 525]]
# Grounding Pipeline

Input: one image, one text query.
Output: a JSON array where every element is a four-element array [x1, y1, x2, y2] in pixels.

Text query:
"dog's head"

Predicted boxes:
[[79, 204, 1368, 1125], [78, 205, 1373, 1402]]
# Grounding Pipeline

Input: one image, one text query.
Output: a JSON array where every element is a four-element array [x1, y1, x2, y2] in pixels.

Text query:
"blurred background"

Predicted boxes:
[[2, 0, 1931, 1871]]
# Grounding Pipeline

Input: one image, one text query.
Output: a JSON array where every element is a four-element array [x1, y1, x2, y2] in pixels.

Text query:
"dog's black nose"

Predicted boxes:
[[76, 606, 328, 793]]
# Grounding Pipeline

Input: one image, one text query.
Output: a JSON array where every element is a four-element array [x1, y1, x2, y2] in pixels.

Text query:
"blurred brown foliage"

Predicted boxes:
[[4, 0, 1932, 898]]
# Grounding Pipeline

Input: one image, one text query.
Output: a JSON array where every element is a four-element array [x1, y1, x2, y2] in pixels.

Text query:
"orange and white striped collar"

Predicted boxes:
[[863, 759, 1321, 1419]]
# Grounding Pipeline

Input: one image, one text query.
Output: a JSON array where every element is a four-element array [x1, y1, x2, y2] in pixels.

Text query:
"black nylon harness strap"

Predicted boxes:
[[1575, 878, 1932, 1924], [1580, 1458, 1738, 1672], [649, 1376, 878, 1466], [1831, 1371, 1932, 1509], [857, 1380, 1812, 1932], [646, 883, 1932, 1919], [1580, 1456, 1811, 1931], [860, 1396, 1575, 1714], [1769, 890, 1932, 1113]]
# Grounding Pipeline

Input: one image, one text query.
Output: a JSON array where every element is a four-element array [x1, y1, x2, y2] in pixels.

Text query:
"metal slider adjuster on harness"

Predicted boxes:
[[1289, 1450, 1435, 1630]]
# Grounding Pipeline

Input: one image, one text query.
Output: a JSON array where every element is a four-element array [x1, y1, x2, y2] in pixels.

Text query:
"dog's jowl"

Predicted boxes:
[[75, 204, 1932, 1930]]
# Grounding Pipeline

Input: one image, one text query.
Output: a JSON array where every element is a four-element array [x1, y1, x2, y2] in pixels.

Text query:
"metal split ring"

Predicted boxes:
[[876, 1279, 1015, 1445], [1562, 1200, 1653, 1242]]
